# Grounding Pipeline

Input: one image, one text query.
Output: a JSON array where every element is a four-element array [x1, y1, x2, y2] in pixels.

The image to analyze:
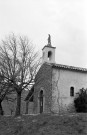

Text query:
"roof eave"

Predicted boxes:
[[52, 64, 87, 72]]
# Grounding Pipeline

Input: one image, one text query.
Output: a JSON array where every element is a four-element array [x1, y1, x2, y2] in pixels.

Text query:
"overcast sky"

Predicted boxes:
[[0, 0, 87, 68]]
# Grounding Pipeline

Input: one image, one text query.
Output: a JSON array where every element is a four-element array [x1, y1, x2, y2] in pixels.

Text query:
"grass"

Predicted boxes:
[[0, 113, 87, 135]]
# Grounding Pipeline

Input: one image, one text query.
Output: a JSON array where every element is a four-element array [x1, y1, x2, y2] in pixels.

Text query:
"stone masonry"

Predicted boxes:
[[33, 63, 52, 114]]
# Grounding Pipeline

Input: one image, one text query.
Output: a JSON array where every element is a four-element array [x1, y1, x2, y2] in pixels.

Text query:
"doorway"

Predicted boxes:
[[39, 90, 43, 113]]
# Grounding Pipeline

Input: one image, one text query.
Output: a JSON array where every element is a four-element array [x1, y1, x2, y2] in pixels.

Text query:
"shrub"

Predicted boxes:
[[74, 88, 87, 112]]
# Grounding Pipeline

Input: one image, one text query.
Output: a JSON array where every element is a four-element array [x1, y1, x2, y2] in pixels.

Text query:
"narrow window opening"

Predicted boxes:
[[40, 90, 43, 97], [70, 87, 74, 96], [48, 51, 52, 61], [39, 90, 43, 113]]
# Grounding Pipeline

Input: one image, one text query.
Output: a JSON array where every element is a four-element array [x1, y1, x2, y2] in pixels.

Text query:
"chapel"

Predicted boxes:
[[25, 35, 87, 114]]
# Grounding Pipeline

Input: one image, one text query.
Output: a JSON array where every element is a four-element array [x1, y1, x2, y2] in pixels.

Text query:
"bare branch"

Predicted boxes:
[[0, 33, 40, 116]]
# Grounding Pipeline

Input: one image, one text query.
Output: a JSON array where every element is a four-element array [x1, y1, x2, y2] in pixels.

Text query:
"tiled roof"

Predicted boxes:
[[44, 62, 87, 72], [51, 63, 87, 72]]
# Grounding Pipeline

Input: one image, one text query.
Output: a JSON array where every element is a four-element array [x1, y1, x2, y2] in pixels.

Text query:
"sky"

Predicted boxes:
[[0, 0, 87, 68]]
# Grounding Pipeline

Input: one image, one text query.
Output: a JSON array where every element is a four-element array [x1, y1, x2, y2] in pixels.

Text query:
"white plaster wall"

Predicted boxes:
[[52, 68, 87, 113], [42, 46, 55, 63]]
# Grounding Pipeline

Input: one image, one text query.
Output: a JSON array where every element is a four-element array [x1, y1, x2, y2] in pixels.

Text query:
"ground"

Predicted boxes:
[[0, 113, 87, 135]]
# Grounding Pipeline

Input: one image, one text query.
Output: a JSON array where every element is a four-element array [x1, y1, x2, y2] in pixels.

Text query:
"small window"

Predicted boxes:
[[48, 51, 52, 61], [70, 87, 74, 96]]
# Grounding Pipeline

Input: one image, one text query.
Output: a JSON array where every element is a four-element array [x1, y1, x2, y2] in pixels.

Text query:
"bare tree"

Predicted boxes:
[[0, 72, 13, 115], [0, 33, 40, 116]]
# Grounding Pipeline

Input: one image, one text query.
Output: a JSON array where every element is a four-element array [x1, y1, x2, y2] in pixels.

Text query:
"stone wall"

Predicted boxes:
[[34, 63, 52, 114]]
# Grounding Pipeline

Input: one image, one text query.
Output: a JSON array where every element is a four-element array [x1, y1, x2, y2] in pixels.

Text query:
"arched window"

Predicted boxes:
[[39, 90, 43, 113], [70, 87, 74, 96], [48, 51, 52, 61], [40, 90, 43, 97]]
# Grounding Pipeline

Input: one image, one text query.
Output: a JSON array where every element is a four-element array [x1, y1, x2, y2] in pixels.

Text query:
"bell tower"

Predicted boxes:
[[42, 34, 56, 64]]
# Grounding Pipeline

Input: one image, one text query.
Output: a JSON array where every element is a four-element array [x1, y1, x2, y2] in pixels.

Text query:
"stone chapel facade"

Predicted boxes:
[[25, 35, 87, 114]]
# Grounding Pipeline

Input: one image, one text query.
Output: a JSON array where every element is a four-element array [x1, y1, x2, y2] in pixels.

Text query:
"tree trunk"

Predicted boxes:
[[0, 101, 4, 115], [15, 92, 21, 116]]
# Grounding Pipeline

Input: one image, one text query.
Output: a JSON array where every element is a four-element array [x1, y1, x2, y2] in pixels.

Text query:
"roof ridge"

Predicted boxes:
[[43, 62, 87, 72]]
